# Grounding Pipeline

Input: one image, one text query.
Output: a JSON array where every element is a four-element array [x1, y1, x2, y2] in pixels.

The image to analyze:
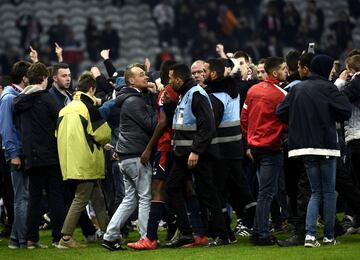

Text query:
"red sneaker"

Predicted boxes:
[[183, 236, 209, 248], [127, 237, 157, 250]]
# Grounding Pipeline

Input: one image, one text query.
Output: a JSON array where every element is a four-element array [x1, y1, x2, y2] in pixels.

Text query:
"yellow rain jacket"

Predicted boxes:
[[56, 91, 111, 180]]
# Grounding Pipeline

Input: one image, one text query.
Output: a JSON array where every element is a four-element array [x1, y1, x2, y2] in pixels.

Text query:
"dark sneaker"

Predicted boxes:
[[165, 235, 194, 248], [27, 241, 48, 249], [101, 239, 124, 251], [304, 235, 320, 248], [255, 236, 277, 246], [277, 234, 304, 247], [207, 237, 229, 247], [166, 222, 178, 241], [228, 233, 237, 244], [8, 239, 19, 249]]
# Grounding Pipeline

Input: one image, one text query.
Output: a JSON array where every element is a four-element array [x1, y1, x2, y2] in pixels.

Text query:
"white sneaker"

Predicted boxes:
[[304, 235, 320, 248], [323, 237, 337, 245]]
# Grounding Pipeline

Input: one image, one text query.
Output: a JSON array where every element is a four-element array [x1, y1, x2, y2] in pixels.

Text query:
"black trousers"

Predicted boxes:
[[0, 149, 14, 229], [26, 165, 65, 243], [167, 155, 227, 239]]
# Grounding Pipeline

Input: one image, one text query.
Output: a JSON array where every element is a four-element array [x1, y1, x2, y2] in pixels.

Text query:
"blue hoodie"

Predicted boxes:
[[0, 86, 22, 160]]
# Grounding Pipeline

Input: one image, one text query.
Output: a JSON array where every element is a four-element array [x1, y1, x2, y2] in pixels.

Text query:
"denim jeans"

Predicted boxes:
[[104, 157, 152, 241], [303, 155, 337, 238], [253, 151, 283, 239], [10, 166, 29, 244]]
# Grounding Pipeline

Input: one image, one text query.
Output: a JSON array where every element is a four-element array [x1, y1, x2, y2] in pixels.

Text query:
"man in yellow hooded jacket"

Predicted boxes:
[[56, 72, 111, 248]]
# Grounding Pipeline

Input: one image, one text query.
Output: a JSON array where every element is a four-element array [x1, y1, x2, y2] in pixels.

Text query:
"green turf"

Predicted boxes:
[[0, 228, 359, 260]]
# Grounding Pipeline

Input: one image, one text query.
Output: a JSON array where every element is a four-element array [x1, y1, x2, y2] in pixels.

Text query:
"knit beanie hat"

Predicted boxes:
[[310, 54, 334, 79]]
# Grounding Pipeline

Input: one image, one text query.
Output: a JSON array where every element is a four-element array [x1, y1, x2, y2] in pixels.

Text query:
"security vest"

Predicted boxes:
[[172, 85, 217, 156], [211, 92, 243, 159]]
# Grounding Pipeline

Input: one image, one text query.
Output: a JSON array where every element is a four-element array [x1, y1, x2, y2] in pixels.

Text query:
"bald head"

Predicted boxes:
[[191, 60, 205, 86]]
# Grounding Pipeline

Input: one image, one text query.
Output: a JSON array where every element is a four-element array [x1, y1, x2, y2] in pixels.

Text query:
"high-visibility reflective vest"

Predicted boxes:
[[212, 92, 243, 158]]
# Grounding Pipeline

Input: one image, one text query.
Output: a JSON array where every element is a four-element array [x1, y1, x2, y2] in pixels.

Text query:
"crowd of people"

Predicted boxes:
[[1, 0, 359, 76], [1, 35, 360, 251]]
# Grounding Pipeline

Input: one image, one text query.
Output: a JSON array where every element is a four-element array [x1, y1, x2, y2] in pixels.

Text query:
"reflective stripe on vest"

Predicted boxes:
[[172, 134, 242, 146], [211, 92, 242, 144]]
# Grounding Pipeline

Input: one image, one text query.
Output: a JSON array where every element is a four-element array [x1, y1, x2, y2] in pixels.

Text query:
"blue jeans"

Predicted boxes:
[[10, 166, 29, 244], [303, 155, 336, 238], [104, 157, 152, 241], [253, 152, 283, 239]]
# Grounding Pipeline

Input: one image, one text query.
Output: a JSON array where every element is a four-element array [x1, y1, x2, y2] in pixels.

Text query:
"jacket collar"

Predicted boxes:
[[178, 79, 197, 96], [264, 76, 280, 86], [73, 91, 97, 105]]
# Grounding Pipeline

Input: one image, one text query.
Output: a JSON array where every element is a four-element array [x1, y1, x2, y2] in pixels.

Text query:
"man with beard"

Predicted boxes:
[[241, 57, 288, 246], [166, 63, 229, 247], [203, 58, 257, 243], [49, 63, 72, 107]]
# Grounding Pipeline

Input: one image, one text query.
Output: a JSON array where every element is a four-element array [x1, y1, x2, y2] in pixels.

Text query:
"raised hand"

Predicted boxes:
[[100, 49, 110, 60], [55, 42, 63, 62], [29, 46, 38, 63]]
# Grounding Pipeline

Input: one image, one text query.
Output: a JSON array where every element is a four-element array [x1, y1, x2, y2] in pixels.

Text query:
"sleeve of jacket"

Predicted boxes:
[[209, 95, 224, 127], [276, 92, 290, 123], [95, 74, 114, 103], [45, 94, 61, 121], [342, 76, 360, 103], [328, 84, 353, 122], [98, 99, 117, 120], [240, 98, 249, 141], [0, 95, 22, 159], [103, 59, 117, 78], [191, 92, 215, 154]]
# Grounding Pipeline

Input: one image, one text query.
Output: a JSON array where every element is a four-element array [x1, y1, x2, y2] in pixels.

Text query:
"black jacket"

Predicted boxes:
[[48, 85, 72, 108], [13, 87, 61, 170], [115, 87, 157, 159], [276, 74, 352, 157]]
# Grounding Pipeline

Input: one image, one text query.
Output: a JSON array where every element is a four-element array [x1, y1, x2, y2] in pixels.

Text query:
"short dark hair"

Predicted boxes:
[[160, 60, 177, 85], [264, 57, 285, 74], [76, 72, 96, 93], [10, 60, 31, 84], [27, 62, 49, 85], [52, 63, 70, 76], [207, 58, 225, 78], [221, 58, 234, 69], [169, 63, 191, 82], [286, 50, 301, 72], [299, 52, 315, 68], [233, 51, 250, 62], [258, 58, 267, 65], [0, 75, 12, 89]]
